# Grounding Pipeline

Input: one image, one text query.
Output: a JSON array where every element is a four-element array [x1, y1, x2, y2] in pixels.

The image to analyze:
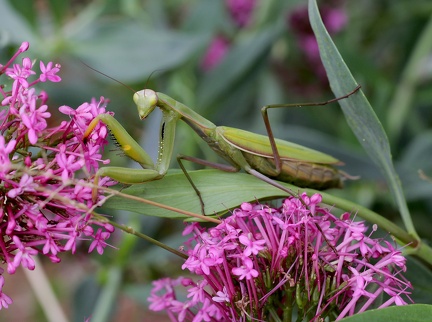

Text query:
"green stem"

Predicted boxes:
[[91, 266, 122, 322], [91, 217, 139, 322], [415, 242, 432, 266], [101, 187, 221, 224], [385, 168, 419, 239], [95, 214, 188, 259]]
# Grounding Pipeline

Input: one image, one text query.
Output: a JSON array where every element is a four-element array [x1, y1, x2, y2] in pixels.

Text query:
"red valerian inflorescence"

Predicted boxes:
[[0, 42, 116, 309], [200, 36, 231, 72], [148, 193, 412, 321]]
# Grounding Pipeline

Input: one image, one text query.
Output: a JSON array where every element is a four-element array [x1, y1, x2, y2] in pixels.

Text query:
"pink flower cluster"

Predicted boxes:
[[200, 36, 231, 72], [0, 42, 116, 309], [148, 194, 412, 321]]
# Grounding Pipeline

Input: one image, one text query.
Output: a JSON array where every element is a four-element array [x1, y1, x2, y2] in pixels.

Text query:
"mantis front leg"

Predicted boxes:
[[83, 113, 177, 203]]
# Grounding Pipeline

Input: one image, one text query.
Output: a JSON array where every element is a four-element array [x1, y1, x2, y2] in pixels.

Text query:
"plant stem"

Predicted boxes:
[[96, 215, 188, 259]]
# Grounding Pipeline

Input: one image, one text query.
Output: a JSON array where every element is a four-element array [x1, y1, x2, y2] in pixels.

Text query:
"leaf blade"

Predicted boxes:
[[339, 304, 432, 322], [308, 0, 417, 238], [102, 170, 292, 218]]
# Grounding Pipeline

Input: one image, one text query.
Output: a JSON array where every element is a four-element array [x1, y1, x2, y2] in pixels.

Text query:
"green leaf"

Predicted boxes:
[[46, 0, 69, 27], [91, 266, 122, 322], [339, 304, 432, 322], [102, 170, 291, 218], [6, 0, 38, 29], [102, 170, 424, 253], [101, 169, 408, 241], [72, 275, 100, 322], [0, 0, 36, 44], [398, 131, 432, 201], [308, 0, 417, 238]]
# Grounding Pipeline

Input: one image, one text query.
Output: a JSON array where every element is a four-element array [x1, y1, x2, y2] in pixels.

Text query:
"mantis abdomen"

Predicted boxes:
[[241, 152, 342, 189]]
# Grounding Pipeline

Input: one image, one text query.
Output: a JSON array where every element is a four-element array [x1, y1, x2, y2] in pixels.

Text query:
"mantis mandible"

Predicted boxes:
[[84, 86, 360, 214]]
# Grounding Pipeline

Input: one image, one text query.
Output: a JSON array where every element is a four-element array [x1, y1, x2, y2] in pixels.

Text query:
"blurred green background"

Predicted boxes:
[[1, 0, 432, 321]]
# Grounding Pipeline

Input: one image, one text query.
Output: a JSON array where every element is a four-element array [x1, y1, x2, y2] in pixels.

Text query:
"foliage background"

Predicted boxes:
[[0, 0, 431, 321]]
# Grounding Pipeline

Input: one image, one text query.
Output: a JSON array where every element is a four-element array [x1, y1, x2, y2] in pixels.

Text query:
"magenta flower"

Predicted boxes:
[[0, 42, 118, 308], [238, 232, 266, 256], [200, 36, 231, 71], [39, 61, 61, 82], [148, 194, 412, 321], [0, 275, 12, 310], [88, 228, 111, 255], [231, 257, 259, 280]]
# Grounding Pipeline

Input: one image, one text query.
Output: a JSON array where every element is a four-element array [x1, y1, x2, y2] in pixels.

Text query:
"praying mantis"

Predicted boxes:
[[84, 85, 360, 214]]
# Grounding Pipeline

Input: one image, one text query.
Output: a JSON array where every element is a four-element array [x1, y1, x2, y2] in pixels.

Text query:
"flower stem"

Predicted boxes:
[[100, 187, 221, 223], [95, 215, 188, 259]]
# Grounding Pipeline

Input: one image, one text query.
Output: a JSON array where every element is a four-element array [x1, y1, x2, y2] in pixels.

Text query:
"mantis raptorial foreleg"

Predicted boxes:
[[83, 113, 177, 202]]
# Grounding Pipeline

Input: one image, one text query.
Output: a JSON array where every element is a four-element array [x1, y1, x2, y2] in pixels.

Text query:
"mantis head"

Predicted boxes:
[[133, 89, 158, 120]]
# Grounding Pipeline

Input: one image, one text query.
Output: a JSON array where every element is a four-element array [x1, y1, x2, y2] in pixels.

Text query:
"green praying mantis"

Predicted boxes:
[[84, 85, 360, 214]]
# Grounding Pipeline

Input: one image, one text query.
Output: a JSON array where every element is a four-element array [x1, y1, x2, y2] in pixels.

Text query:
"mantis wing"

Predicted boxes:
[[219, 126, 342, 165]]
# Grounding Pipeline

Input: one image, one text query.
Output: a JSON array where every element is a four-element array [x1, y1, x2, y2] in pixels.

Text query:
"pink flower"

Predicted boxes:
[[39, 61, 61, 82], [0, 136, 16, 172], [11, 236, 38, 272], [0, 42, 116, 308], [149, 195, 412, 321], [232, 257, 259, 280], [7, 174, 37, 198], [88, 228, 111, 255], [200, 36, 230, 71], [212, 287, 230, 303], [238, 233, 266, 256], [0, 276, 12, 309], [18, 88, 51, 144]]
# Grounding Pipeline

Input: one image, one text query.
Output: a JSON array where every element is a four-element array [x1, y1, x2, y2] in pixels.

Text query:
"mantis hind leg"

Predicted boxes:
[[260, 85, 362, 175], [245, 167, 297, 198], [176, 154, 240, 215]]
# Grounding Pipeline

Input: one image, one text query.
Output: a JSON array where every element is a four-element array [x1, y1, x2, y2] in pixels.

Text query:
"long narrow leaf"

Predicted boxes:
[[308, 0, 417, 238], [101, 170, 418, 250], [103, 170, 290, 218], [339, 304, 432, 322]]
